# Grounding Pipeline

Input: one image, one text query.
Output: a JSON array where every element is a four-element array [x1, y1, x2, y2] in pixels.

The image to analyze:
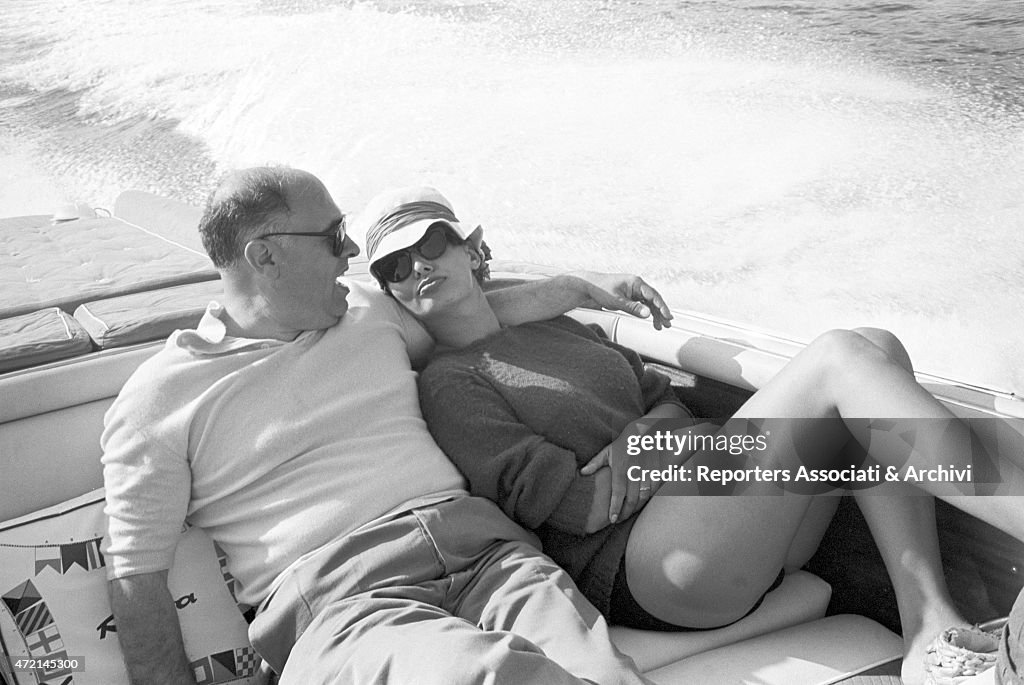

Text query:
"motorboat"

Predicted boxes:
[[1, 192, 1021, 685]]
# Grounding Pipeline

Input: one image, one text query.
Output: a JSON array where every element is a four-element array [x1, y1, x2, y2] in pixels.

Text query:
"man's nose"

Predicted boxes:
[[341, 235, 360, 259]]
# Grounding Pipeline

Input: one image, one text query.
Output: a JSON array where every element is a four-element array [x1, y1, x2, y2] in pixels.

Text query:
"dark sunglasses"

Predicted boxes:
[[373, 223, 453, 284], [261, 216, 348, 257]]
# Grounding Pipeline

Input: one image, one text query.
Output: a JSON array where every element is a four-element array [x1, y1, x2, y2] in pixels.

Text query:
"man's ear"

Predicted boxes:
[[243, 238, 281, 278]]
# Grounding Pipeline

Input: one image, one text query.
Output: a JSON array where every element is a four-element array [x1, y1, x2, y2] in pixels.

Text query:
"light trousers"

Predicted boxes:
[[250, 496, 651, 685]]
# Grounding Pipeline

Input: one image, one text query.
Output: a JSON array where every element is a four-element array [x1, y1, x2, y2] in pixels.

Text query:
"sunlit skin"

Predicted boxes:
[[221, 172, 360, 341], [385, 233, 500, 345]]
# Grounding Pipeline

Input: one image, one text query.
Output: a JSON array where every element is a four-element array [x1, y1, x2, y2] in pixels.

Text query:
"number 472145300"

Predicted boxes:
[[12, 656, 85, 672]]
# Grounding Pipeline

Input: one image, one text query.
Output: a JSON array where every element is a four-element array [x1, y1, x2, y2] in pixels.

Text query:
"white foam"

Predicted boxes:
[[2, 0, 1022, 391]]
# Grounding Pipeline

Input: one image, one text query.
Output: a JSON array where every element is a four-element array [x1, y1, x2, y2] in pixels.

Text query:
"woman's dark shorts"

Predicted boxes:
[[608, 559, 786, 632]]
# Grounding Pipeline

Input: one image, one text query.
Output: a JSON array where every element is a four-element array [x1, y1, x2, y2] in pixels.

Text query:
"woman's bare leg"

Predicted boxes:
[[624, 492, 819, 628], [857, 492, 965, 684], [624, 330, 870, 628], [846, 329, 966, 684], [734, 327, 1024, 534], [623, 327, 1003, 680]]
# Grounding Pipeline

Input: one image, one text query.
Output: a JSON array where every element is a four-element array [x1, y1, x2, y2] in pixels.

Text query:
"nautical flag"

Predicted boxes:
[[35, 649, 72, 679], [209, 649, 242, 680], [214, 542, 238, 603], [61, 541, 90, 573], [35, 546, 62, 575], [190, 655, 215, 685], [15, 599, 53, 635], [26, 622, 64, 656], [191, 647, 259, 684], [235, 646, 260, 677], [39, 677, 73, 685], [2, 579, 42, 617], [85, 538, 105, 570]]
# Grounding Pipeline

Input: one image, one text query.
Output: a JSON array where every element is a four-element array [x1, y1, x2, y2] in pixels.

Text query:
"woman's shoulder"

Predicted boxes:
[[532, 315, 605, 342]]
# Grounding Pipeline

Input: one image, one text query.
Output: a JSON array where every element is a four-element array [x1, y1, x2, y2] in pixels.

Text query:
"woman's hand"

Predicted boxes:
[[583, 466, 614, 533], [565, 272, 674, 330], [580, 431, 662, 524], [580, 401, 695, 523], [484, 272, 672, 329]]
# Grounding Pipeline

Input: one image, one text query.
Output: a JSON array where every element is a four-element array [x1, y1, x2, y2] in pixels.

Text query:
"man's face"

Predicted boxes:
[[266, 178, 359, 332]]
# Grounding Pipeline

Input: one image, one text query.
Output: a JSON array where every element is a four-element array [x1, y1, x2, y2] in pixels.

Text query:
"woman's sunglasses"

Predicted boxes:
[[373, 223, 454, 283]]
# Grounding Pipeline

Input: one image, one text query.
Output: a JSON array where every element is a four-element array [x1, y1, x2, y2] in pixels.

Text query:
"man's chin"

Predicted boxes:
[[308, 304, 348, 331], [331, 283, 351, 316], [331, 301, 350, 323]]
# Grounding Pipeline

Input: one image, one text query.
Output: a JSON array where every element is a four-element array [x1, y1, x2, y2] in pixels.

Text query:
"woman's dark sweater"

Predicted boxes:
[[418, 315, 681, 613]]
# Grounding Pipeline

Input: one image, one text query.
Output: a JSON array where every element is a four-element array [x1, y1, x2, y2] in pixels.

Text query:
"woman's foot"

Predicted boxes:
[[903, 606, 970, 685]]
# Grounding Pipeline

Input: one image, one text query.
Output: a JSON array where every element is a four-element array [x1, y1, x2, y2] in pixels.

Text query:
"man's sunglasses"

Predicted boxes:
[[373, 223, 454, 284], [260, 216, 348, 257]]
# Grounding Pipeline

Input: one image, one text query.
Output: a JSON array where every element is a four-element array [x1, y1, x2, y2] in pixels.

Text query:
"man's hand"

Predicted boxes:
[[568, 271, 673, 330]]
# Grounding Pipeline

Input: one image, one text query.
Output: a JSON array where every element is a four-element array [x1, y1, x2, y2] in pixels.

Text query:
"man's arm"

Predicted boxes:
[[109, 571, 196, 685], [485, 272, 673, 329]]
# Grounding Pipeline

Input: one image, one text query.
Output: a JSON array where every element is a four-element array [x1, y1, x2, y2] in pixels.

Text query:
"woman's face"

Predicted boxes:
[[385, 227, 481, 320]]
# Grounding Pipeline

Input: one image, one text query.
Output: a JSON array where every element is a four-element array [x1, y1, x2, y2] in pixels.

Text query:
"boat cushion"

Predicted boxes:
[[74, 280, 223, 349], [610, 570, 831, 672], [0, 214, 217, 320], [0, 308, 93, 374], [0, 489, 261, 685], [644, 614, 903, 684]]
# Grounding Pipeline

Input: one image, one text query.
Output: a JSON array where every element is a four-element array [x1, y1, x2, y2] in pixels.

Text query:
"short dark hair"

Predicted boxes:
[[198, 167, 296, 268]]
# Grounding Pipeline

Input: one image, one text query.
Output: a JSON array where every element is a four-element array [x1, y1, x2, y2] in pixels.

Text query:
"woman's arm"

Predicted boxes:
[[579, 333, 694, 520], [419, 361, 601, 535], [484, 273, 673, 329], [597, 333, 689, 414]]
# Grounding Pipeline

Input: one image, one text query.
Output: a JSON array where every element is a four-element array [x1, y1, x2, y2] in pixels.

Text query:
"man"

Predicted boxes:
[[101, 166, 670, 684]]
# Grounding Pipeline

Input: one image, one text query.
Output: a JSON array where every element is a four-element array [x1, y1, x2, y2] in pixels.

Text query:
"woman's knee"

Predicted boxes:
[[850, 326, 914, 372], [634, 553, 780, 628], [806, 328, 895, 384]]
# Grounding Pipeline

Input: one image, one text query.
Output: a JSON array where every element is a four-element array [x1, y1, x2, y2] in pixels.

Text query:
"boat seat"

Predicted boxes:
[[644, 614, 903, 684], [0, 307, 93, 374], [73, 278, 222, 349], [0, 340, 166, 522], [0, 213, 217, 321], [610, 570, 831, 672]]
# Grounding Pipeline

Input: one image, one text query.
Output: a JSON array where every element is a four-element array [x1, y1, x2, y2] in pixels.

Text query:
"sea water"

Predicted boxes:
[[1, 0, 1022, 392]]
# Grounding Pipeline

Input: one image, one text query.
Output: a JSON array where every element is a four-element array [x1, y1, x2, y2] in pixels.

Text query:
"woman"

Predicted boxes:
[[357, 186, 1024, 685]]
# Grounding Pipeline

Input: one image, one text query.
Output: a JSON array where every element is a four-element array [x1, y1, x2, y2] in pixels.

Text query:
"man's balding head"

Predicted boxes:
[[199, 166, 326, 268]]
